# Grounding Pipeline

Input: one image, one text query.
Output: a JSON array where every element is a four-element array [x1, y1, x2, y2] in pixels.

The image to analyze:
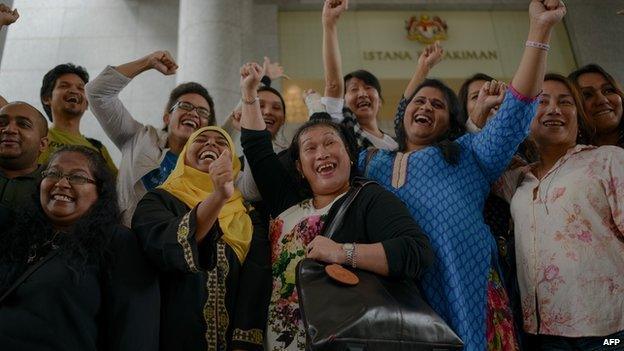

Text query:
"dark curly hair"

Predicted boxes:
[[40, 63, 89, 122], [457, 73, 495, 125], [164, 82, 216, 128], [287, 117, 360, 198], [0, 146, 120, 294], [395, 79, 465, 165]]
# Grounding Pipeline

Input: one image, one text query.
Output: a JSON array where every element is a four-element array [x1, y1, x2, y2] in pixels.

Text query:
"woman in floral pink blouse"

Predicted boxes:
[[498, 74, 624, 350]]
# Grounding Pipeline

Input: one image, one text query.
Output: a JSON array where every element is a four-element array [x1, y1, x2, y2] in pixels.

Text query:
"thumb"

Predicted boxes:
[[219, 148, 231, 162]]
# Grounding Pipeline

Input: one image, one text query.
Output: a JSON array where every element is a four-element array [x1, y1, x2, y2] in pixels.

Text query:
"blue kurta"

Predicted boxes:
[[359, 90, 536, 351]]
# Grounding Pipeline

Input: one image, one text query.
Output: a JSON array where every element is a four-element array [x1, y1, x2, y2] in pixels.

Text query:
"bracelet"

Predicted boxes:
[[525, 41, 550, 51], [241, 96, 259, 105]]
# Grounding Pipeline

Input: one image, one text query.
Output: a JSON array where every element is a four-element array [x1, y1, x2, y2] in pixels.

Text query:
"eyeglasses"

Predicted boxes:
[[42, 170, 97, 185], [169, 101, 212, 121]]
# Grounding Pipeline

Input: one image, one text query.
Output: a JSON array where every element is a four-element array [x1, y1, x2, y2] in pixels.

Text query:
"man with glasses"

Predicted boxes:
[[86, 50, 215, 226], [0, 101, 49, 225]]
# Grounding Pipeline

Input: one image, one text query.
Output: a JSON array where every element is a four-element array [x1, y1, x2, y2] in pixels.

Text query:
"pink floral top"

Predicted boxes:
[[498, 145, 624, 337], [265, 196, 343, 351]]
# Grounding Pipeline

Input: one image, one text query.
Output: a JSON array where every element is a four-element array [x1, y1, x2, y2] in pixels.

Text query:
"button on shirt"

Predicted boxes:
[[506, 145, 624, 337]]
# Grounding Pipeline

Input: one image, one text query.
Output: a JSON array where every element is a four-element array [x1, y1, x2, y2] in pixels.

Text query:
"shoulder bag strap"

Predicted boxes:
[[322, 179, 375, 239], [0, 250, 58, 304]]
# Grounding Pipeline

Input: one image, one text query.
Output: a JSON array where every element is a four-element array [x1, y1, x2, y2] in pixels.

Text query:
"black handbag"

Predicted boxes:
[[295, 180, 463, 351]]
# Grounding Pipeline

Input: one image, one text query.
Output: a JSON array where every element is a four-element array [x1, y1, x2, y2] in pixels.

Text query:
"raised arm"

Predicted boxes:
[[471, 0, 566, 181], [403, 41, 444, 99], [85, 51, 177, 148], [511, 0, 566, 98], [322, 0, 348, 98]]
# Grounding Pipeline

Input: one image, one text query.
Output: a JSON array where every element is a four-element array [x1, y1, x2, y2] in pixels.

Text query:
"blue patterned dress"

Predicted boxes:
[[360, 90, 537, 351]]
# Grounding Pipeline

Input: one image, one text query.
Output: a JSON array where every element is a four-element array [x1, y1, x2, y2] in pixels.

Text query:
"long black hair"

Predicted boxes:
[[286, 117, 360, 198], [0, 146, 120, 294], [395, 79, 465, 165]]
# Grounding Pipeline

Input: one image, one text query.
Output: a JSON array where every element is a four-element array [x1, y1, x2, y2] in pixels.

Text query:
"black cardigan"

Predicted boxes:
[[241, 128, 433, 279], [0, 226, 160, 351]]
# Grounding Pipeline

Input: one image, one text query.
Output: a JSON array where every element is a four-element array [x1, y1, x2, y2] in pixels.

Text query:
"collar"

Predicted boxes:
[[0, 164, 44, 180]]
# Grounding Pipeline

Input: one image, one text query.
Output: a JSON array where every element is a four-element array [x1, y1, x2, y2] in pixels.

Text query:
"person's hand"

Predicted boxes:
[[417, 41, 444, 71], [0, 3, 19, 27], [322, 0, 348, 28], [209, 149, 234, 200], [144, 51, 178, 75], [240, 62, 264, 96], [306, 236, 346, 264], [263, 56, 290, 80], [529, 0, 566, 30], [470, 80, 507, 128], [229, 108, 242, 131]]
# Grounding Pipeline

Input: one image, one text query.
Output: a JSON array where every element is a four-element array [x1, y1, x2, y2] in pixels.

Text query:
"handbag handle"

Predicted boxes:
[[321, 178, 375, 240], [0, 250, 58, 304]]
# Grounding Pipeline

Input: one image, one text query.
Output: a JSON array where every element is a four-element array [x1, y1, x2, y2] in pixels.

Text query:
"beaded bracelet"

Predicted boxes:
[[525, 40, 550, 51]]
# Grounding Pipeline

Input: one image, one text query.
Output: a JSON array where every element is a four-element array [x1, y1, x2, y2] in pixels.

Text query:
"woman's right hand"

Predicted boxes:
[[209, 149, 234, 201], [240, 62, 264, 98], [322, 0, 348, 28]]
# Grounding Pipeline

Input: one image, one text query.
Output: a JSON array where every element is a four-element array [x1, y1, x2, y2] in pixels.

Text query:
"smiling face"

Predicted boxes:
[[44, 73, 88, 120], [530, 80, 579, 150], [576, 72, 623, 139], [185, 130, 230, 172], [402, 86, 450, 151], [0, 103, 48, 169], [296, 125, 351, 197], [40, 152, 98, 228], [165, 93, 212, 143], [344, 77, 381, 123], [259, 90, 285, 138]]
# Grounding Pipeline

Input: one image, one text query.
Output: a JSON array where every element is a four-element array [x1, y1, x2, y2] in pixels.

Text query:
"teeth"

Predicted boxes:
[[264, 118, 275, 125], [543, 121, 564, 126], [413, 115, 432, 125], [316, 163, 335, 173], [595, 110, 613, 116], [200, 150, 218, 160], [53, 194, 73, 202], [182, 120, 198, 128]]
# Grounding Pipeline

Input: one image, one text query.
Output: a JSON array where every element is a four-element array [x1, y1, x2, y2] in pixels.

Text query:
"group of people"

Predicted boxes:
[[0, 0, 622, 351]]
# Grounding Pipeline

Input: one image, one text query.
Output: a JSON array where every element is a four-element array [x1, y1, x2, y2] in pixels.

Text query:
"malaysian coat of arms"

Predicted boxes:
[[405, 15, 448, 44]]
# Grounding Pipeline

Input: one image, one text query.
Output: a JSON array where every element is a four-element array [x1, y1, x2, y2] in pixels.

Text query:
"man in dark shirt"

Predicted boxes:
[[0, 101, 49, 225]]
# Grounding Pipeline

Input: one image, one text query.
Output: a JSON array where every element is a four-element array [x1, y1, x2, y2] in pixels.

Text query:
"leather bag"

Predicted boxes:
[[295, 180, 463, 351]]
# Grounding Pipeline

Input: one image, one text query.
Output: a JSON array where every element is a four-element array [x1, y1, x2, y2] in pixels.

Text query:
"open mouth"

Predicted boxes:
[[181, 119, 199, 129], [316, 162, 336, 175], [264, 117, 275, 126], [199, 150, 218, 161], [52, 193, 75, 203], [594, 109, 614, 117], [412, 114, 433, 126], [356, 100, 371, 109], [64, 96, 80, 104], [542, 119, 565, 127]]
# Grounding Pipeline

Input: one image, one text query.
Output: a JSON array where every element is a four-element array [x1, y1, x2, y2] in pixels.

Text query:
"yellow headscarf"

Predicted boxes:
[[159, 126, 252, 263]]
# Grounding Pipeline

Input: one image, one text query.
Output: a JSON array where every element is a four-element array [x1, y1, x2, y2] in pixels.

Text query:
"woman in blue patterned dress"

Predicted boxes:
[[360, 1, 567, 350]]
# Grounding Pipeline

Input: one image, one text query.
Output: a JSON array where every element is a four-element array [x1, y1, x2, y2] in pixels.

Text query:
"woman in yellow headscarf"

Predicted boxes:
[[132, 126, 270, 351]]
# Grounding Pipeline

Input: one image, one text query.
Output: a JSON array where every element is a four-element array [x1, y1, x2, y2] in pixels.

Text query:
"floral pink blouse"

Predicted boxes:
[[498, 145, 624, 337]]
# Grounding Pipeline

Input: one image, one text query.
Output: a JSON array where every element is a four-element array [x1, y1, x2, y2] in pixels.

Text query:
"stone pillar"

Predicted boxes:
[[177, 0, 280, 124], [0, 0, 14, 68], [565, 0, 624, 82]]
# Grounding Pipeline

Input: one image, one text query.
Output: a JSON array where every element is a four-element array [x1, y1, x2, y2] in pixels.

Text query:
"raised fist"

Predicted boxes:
[[209, 149, 234, 200], [145, 51, 178, 75], [529, 0, 566, 29], [239, 62, 264, 95], [417, 41, 444, 71], [322, 0, 348, 27], [263, 56, 290, 80], [0, 3, 19, 27]]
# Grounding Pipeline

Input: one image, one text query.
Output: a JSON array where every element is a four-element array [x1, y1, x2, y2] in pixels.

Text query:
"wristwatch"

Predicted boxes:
[[342, 243, 356, 268]]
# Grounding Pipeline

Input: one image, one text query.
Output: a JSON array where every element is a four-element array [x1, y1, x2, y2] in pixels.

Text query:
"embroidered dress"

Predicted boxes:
[[361, 90, 536, 351], [503, 145, 624, 337], [266, 197, 342, 351]]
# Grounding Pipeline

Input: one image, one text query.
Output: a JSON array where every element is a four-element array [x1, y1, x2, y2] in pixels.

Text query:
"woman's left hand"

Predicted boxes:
[[306, 236, 346, 264]]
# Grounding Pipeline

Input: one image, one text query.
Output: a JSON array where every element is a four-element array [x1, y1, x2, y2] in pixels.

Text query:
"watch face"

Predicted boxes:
[[343, 243, 354, 250]]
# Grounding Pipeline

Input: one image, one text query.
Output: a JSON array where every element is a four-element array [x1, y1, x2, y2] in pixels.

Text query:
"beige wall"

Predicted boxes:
[[279, 10, 577, 123]]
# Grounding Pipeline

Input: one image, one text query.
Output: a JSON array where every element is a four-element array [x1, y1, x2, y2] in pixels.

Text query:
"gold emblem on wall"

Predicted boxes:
[[405, 15, 448, 44]]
